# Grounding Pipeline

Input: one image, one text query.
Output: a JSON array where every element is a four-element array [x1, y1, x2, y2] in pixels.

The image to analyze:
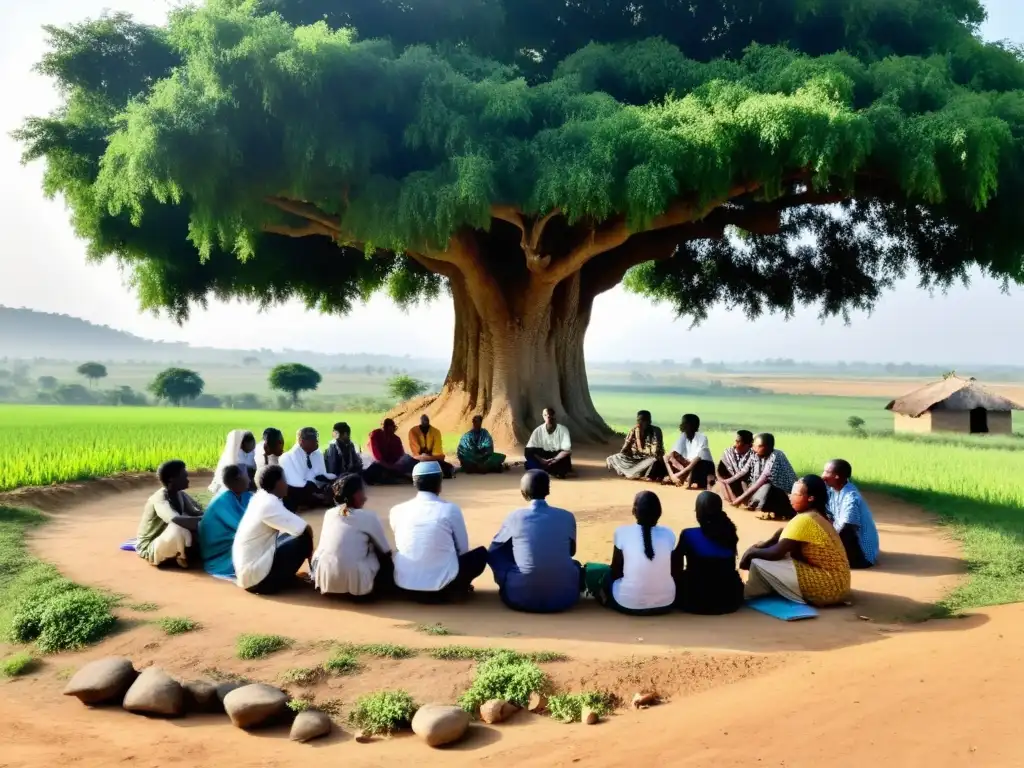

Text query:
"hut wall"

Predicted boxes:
[[988, 411, 1014, 435], [929, 410, 971, 433], [893, 412, 933, 433]]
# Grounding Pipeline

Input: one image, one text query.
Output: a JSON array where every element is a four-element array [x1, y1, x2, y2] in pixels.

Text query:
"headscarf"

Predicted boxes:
[[209, 429, 249, 493]]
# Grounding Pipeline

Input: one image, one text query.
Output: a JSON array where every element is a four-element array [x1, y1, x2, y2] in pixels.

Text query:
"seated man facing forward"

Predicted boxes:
[[525, 407, 573, 478], [607, 410, 666, 481], [324, 421, 364, 479], [365, 418, 417, 485], [136, 460, 203, 568], [716, 429, 754, 503], [822, 459, 879, 569], [457, 415, 506, 474], [732, 432, 798, 519], [664, 414, 715, 489], [408, 414, 455, 479], [389, 461, 487, 602], [280, 426, 334, 510], [254, 427, 285, 471], [488, 470, 581, 613]]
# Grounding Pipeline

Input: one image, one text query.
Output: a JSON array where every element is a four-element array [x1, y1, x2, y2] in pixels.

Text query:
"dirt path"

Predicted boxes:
[[1, 457, 999, 767]]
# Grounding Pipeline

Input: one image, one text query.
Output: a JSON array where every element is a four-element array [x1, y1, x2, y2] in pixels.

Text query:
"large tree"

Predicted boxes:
[[16, 0, 1024, 444]]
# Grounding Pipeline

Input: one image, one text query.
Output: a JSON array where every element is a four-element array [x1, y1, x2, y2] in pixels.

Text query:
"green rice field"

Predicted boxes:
[[1, 392, 1023, 611]]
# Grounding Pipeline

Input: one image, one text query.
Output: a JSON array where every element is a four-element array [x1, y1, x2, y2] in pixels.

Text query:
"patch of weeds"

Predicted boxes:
[[527, 650, 569, 663], [157, 617, 200, 636], [458, 651, 550, 714], [430, 645, 568, 663], [349, 642, 416, 660], [413, 622, 451, 636], [547, 692, 615, 723], [34, 590, 117, 653], [280, 666, 324, 686], [348, 690, 417, 736], [287, 697, 313, 713], [1, 651, 37, 677], [55, 666, 74, 681], [323, 649, 360, 676], [317, 697, 343, 717], [128, 602, 159, 613], [235, 633, 292, 660], [202, 667, 251, 684]]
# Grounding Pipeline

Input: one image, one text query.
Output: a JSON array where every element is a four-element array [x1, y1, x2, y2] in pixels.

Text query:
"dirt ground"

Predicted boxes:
[[4, 455, 1020, 766]]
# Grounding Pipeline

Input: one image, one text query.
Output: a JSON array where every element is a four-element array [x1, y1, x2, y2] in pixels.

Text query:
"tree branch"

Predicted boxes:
[[490, 204, 558, 273], [265, 196, 342, 232], [262, 222, 338, 239]]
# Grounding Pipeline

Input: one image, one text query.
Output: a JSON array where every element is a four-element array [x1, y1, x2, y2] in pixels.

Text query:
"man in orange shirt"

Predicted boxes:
[[408, 415, 455, 479]]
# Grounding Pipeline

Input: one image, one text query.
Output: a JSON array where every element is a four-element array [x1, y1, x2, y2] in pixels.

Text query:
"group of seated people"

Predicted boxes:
[[135, 419, 880, 609]]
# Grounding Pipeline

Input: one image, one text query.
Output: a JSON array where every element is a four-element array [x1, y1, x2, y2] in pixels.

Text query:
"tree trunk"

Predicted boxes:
[[387, 267, 615, 449]]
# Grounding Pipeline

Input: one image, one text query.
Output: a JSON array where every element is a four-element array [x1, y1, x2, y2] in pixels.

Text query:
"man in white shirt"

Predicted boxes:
[[389, 461, 487, 602], [254, 427, 285, 471], [524, 407, 573, 478], [664, 413, 715, 489], [232, 464, 313, 594], [280, 426, 335, 510]]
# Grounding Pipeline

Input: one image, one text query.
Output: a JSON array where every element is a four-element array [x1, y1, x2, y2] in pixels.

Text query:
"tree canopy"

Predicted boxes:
[[76, 362, 108, 385], [148, 367, 205, 406], [268, 362, 322, 404], [16, 0, 1024, 441]]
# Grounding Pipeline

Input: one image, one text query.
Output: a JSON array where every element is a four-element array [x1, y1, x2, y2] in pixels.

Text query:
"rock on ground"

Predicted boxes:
[[411, 704, 471, 747], [581, 707, 599, 725], [183, 680, 221, 714], [222, 684, 289, 730], [215, 681, 245, 703], [527, 692, 547, 713], [290, 710, 332, 742], [479, 699, 518, 724], [122, 667, 185, 717], [63, 657, 138, 706]]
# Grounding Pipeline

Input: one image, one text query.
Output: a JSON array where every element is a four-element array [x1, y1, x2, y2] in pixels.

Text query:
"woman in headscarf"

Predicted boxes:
[[310, 473, 394, 601], [198, 465, 252, 579], [209, 429, 257, 493], [673, 492, 744, 614], [741, 474, 851, 607], [595, 491, 676, 615]]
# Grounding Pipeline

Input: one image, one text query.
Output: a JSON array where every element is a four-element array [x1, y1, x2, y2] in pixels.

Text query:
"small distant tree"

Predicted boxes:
[[148, 367, 205, 406], [942, 370, 958, 380], [268, 363, 322, 405], [388, 374, 429, 402], [37, 375, 58, 391], [242, 356, 260, 366], [690, 357, 704, 369], [76, 362, 107, 387], [55, 383, 95, 405], [847, 415, 867, 437]]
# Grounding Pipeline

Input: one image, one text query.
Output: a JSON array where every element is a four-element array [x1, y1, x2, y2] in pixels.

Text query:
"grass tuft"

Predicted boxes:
[[156, 616, 200, 636], [1, 651, 37, 677], [128, 602, 159, 613], [287, 697, 313, 713], [547, 692, 615, 723], [413, 622, 452, 636], [345, 642, 416, 660], [348, 690, 417, 736], [458, 651, 550, 714], [235, 633, 291, 660], [430, 645, 568, 663], [280, 666, 324, 686], [323, 649, 360, 675]]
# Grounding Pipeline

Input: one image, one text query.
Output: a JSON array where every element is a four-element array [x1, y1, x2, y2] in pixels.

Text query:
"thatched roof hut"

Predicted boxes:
[[886, 376, 1021, 434]]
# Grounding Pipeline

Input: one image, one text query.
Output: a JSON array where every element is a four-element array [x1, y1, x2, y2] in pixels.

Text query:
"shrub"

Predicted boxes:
[[157, 616, 200, 635], [547, 692, 615, 723], [414, 622, 451, 636], [36, 590, 117, 653], [348, 690, 417, 736], [323, 650, 360, 675], [7, 576, 86, 644], [352, 642, 415, 660], [280, 666, 324, 686], [235, 633, 291, 660], [1, 651, 37, 677], [458, 652, 550, 714]]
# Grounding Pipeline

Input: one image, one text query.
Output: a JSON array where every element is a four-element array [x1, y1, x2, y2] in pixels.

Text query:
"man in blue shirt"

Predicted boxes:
[[487, 470, 582, 612], [823, 459, 880, 568]]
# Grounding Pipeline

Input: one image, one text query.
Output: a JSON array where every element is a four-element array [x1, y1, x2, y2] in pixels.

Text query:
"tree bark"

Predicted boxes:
[[387, 263, 616, 449]]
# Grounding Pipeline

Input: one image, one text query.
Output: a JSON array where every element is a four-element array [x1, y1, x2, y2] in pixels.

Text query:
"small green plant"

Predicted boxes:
[[128, 602, 159, 613], [348, 690, 417, 736], [352, 642, 416, 660], [287, 698, 313, 713], [526, 650, 568, 663], [35, 591, 117, 653], [1, 651, 37, 677], [55, 666, 74, 681], [458, 651, 550, 714], [323, 650, 360, 675], [235, 633, 291, 660], [414, 622, 451, 636], [547, 692, 615, 723], [430, 645, 568, 663], [157, 616, 200, 636], [280, 666, 324, 686], [201, 667, 251, 684]]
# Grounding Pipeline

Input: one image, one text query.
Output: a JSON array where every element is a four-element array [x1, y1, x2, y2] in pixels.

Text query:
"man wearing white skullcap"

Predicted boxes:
[[388, 461, 487, 601]]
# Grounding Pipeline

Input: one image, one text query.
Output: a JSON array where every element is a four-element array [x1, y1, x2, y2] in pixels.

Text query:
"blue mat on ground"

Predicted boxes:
[[119, 538, 137, 552], [747, 595, 818, 621]]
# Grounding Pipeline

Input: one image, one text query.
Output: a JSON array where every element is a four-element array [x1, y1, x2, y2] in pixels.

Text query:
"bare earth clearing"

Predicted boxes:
[[3, 454, 1020, 766]]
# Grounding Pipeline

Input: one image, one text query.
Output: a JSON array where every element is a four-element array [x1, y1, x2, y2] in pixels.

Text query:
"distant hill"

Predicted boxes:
[[0, 306, 445, 370]]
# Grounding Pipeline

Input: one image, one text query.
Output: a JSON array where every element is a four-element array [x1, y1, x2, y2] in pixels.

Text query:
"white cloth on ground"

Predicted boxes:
[[526, 423, 572, 453], [744, 558, 804, 603], [612, 524, 676, 610], [210, 429, 250, 493], [671, 431, 713, 462], [232, 489, 309, 589], [280, 443, 334, 488], [311, 507, 391, 596], [389, 491, 470, 592]]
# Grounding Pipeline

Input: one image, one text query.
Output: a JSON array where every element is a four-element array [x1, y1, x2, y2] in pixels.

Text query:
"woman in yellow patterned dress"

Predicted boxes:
[[739, 474, 851, 607]]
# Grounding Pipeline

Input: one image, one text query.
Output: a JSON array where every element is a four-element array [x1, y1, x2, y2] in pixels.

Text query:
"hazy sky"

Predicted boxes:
[[1, 0, 1021, 364]]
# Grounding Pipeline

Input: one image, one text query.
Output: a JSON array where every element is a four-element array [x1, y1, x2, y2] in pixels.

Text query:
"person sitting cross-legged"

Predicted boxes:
[[607, 410, 667, 481], [389, 461, 487, 603], [311, 473, 395, 601], [457, 415, 507, 474], [232, 465, 314, 595], [822, 459, 879, 569], [732, 432, 798, 520], [664, 413, 715, 489], [198, 464, 252, 580], [524, 407, 573, 478], [136, 459, 204, 569], [209, 430, 257, 494], [716, 429, 754, 504], [324, 421, 364, 479], [673, 492, 744, 615], [408, 414, 455, 479], [254, 427, 285, 471], [364, 418, 417, 485], [280, 426, 334, 510], [488, 470, 582, 613]]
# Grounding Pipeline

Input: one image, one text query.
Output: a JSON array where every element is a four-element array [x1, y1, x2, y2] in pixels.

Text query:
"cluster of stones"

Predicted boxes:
[[62, 657, 330, 743]]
